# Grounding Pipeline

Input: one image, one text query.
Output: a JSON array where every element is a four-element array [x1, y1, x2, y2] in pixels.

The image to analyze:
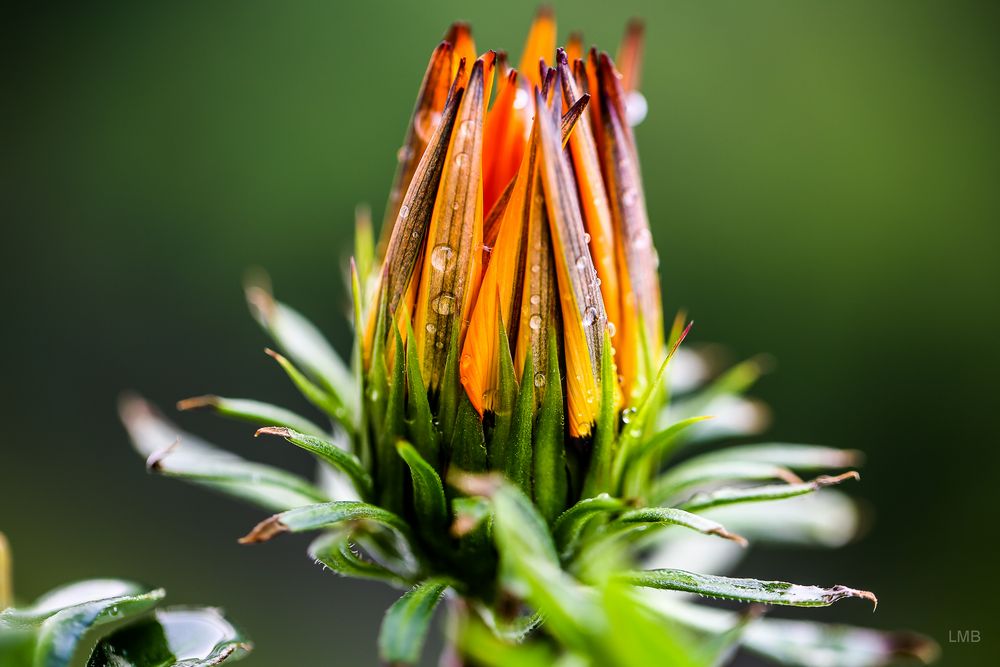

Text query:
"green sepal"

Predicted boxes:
[[397, 441, 448, 531], [177, 395, 328, 438], [489, 314, 518, 468], [121, 396, 328, 512], [267, 348, 354, 435], [621, 569, 877, 608], [308, 529, 410, 587], [350, 259, 373, 469], [450, 393, 487, 473], [582, 333, 617, 497], [255, 427, 373, 500], [532, 331, 567, 524], [679, 472, 860, 513], [378, 326, 407, 512], [552, 494, 624, 561], [404, 320, 439, 466], [245, 284, 357, 416], [354, 204, 375, 295], [504, 354, 534, 494], [378, 578, 450, 666]]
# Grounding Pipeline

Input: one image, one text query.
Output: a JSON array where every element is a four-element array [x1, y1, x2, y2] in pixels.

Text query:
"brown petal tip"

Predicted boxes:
[[254, 426, 292, 439], [238, 516, 289, 544], [176, 395, 218, 411]]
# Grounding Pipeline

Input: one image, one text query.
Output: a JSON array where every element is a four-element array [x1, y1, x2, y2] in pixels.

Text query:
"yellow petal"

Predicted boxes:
[[483, 70, 527, 218], [616, 19, 644, 93], [536, 87, 607, 438], [444, 22, 477, 85], [565, 31, 583, 66]]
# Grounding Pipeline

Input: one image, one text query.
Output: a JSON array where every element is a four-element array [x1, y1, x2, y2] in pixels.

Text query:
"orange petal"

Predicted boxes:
[[445, 22, 477, 86], [413, 55, 495, 392], [483, 70, 527, 217], [461, 114, 541, 415], [519, 6, 556, 91], [565, 31, 583, 66], [536, 88, 606, 438], [376, 42, 454, 262], [594, 52, 663, 400], [616, 19, 644, 93]]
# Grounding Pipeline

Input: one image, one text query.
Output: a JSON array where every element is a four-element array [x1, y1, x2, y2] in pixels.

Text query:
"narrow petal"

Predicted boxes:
[[518, 6, 556, 90], [557, 50, 622, 367], [364, 67, 465, 364], [565, 31, 583, 66], [444, 22, 477, 85], [483, 70, 527, 217], [616, 19, 644, 93], [413, 55, 496, 392], [377, 42, 454, 261], [461, 118, 540, 415], [595, 52, 663, 399], [536, 88, 606, 438]]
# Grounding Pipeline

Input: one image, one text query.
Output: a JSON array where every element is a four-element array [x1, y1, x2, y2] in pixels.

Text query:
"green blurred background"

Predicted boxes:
[[3, 1, 998, 664]]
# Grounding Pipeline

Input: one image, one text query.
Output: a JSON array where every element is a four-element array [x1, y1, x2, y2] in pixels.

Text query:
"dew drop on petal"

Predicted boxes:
[[432, 292, 456, 315], [531, 264, 541, 274], [622, 187, 638, 207], [583, 232, 591, 244], [607, 321, 617, 337], [582, 306, 598, 327], [430, 244, 454, 271], [529, 314, 542, 330], [425, 322, 437, 334], [575, 255, 587, 271], [534, 372, 546, 388], [399, 205, 410, 220], [529, 294, 541, 306]]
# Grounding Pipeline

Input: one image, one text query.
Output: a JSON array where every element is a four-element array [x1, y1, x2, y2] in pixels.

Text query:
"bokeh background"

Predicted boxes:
[[3, 1, 999, 664]]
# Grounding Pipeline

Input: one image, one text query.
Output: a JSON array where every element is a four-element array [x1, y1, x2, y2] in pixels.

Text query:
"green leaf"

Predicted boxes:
[[533, 332, 567, 524], [120, 396, 328, 512], [552, 494, 624, 561], [679, 472, 860, 513], [396, 442, 448, 531], [245, 283, 357, 415], [614, 507, 747, 546], [378, 578, 449, 666], [601, 582, 707, 667], [350, 260, 373, 471], [254, 427, 373, 500], [307, 530, 410, 587], [622, 569, 877, 608], [177, 395, 329, 438], [239, 501, 412, 547], [88, 607, 251, 667], [404, 320, 438, 466], [266, 348, 354, 435], [354, 203, 375, 295], [33, 587, 166, 667], [620, 415, 714, 480], [453, 611, 557, 667], [504, 355, 534, 494]]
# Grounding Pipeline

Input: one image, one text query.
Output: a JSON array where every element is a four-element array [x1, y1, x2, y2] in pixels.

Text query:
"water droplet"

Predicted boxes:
[[432, 292, 456, 315], [533, 372, 546, 388], [425, 322, 437, 334], [529, 314, 542, 330], [575, 255, 587, 271], [513, 88, 529, 110], [399, 205, 410, 220], [607, 321, 617, 337], [396, 145, 414, 163], [622, 187, 638, 207], [633, 228, 652, 249], [531, 264, 541, 274], [410, 229, 420, 239], [583, 232, 591, 244], [430, 244, 454, 271], [413, 109, 441, 142], [454, 151, 469, 169], [529, 294, 541, 306], [582, 306, 598, 327]]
